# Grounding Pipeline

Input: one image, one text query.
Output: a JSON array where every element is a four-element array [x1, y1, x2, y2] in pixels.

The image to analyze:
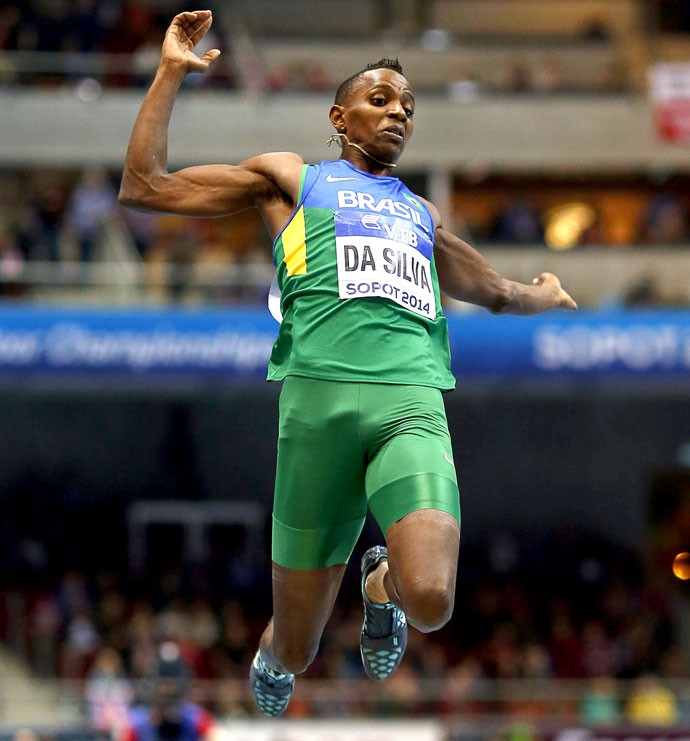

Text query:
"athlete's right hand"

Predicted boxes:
[[161, 10, 221, 74]]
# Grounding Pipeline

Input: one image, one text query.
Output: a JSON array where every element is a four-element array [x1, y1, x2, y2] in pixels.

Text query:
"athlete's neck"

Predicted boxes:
[[326, 132, 397, 175]]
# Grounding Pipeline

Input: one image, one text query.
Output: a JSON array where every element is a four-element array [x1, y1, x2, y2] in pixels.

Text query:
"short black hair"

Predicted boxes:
[[334, 58, 405, 105]]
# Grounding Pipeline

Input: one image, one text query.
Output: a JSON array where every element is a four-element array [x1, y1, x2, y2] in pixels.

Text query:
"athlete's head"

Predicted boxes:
[[334, 58, 405, 107], [329, 59, 415, 168]]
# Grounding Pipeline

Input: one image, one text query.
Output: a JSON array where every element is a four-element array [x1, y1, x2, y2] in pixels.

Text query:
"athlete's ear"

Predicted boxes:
[[329, 104, 346, 132]]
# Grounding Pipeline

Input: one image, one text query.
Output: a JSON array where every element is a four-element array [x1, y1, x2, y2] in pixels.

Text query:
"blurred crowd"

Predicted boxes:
[[0, 167, 274, 303], [2, 515, 690, 730], [1, 168, 689, 269], [1, 165, 689, 308], [0, 0, 237, 90], [460, 192, 690, 250], [0, 0, 625, 96]]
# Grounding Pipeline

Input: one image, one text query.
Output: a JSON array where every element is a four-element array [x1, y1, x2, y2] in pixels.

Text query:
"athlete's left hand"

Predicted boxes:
[[532, 272, 578, 310], [161, 10, 221, 74]]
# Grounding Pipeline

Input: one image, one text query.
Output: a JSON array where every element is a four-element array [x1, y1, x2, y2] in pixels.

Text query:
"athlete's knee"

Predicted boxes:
[[402, 579, 455, 633]]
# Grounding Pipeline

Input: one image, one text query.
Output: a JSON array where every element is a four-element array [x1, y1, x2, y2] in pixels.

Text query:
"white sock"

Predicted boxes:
[[365, 561, 391, 605]]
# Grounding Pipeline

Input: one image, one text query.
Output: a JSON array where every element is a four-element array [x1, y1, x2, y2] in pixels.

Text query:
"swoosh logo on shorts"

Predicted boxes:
[[443, 452, 454, 466], [326, 174, 358, 182]]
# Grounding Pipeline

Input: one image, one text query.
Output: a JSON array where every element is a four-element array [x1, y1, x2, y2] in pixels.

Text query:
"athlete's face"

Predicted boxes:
[[331, 68, 415, 166]]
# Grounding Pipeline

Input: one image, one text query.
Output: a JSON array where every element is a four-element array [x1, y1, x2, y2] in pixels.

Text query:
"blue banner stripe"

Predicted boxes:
[[0, 306, 688, 381]]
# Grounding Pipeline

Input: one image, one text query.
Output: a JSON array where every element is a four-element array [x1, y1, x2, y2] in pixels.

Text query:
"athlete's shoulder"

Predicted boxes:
[[312, 159, 362, 177], [241, 151, 304, 177], [295, 160, 359, 200], [416, 195, 441, 229]]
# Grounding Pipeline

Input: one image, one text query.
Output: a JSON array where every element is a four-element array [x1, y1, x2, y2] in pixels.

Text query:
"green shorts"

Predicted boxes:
[[272, 376, 460, 570]]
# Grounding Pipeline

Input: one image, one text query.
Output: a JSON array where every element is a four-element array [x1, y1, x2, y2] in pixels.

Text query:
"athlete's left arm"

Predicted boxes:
[[423, 199, 577, 314]]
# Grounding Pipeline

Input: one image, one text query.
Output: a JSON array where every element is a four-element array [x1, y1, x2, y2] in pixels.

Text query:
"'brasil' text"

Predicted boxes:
[[337, 191, 424, 226]]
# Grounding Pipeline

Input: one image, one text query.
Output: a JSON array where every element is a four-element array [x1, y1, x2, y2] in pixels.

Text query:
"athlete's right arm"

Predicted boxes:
[[118, 10, 303, 220]]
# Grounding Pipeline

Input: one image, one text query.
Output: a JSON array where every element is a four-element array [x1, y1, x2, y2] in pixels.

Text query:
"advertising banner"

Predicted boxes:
[[0, 306, 689, 384], [448, 308, 690, 382], [650, 63, 690, 143], [553, 730, 690, 741], [0, 305, 276, 381], [216, 719, 445, 741]]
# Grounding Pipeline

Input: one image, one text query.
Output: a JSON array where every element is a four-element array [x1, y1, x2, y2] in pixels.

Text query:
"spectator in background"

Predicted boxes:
[[28, 587, 61, 677], [625, 673, 679, 726], [85, 646, 134, 734], [595, 60, 626, 93], [0, 4, 22, 51], [118, 642, 220, 741], [580, 14, 612, 41], [579, 620, 619, 678], [265, 62, 295, 93], [26, 171, 69, 261], [144, 217, 202, 302], [447, 64, 482, 103], [530, 59, 563, 94], [65, 0, 105, 54], [101, 1, 154, 87], [120, 202, 159, 259], [301, 61, 333, 92], [622, 275, 664, 307], [491, 198, 544, 244], [580, 676, 622, 727], [66, 167, 120, 261], [265, 60, 332, 93], [212, 600, 252, 678], [24, 1, 69, 53], [638, 194, 689, 245], [60, 605, 100, 679], [0, 224, 25, 297], [501, 60, 532, 93], [132, 25, 170, 87]]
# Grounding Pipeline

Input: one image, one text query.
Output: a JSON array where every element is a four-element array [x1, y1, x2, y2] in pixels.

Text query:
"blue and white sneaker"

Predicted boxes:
[[360, 545, 408, 680], [249, 650, 295, 717]]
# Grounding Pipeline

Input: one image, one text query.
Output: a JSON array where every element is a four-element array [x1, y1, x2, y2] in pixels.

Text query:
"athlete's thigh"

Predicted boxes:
[[362, 383, 460, 536], [272, 377, 368, 570]]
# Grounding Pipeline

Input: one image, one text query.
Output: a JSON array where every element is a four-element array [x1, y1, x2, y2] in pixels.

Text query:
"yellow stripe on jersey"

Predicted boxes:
[[282, 206, 307, 276]]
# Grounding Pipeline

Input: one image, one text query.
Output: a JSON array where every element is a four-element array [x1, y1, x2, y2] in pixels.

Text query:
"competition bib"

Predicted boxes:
[[334, 211, 436, 320]]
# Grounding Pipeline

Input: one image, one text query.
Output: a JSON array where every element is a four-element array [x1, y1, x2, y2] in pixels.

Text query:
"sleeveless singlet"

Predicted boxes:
[[268, 159, 455, 391]]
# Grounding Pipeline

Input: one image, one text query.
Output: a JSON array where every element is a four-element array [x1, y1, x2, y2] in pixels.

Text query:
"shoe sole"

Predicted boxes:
[[249, 658, 295, 716]]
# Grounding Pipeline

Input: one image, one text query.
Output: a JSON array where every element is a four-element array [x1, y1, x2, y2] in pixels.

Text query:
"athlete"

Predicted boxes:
[[119, 10, 577, 718]]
